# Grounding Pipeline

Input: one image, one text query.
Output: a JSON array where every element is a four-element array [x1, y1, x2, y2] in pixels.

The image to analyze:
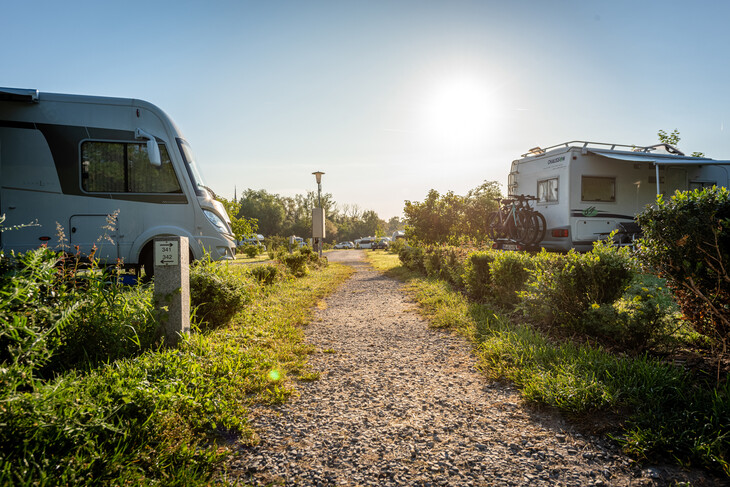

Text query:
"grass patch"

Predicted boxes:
[[365, 251, 730, 477], [1, 261, 353, 486]]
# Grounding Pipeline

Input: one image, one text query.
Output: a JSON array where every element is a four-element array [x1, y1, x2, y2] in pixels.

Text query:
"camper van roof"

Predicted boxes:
[[521, 140, 687, 158], [0, 88, 39, 103]]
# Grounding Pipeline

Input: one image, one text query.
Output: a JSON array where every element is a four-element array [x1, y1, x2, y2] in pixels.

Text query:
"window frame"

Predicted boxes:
[[536, 177, 559, 204], [581, 175, 616, 203], [79, 138, 182, 194]]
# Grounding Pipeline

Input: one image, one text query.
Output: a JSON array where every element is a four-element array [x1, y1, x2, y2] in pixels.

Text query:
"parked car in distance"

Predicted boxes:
[[372, 237, 391, 250], [334, 241, 355, 249], [356, 237, 375, 249]]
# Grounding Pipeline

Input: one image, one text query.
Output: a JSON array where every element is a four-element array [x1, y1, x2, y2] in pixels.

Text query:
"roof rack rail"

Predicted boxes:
[[520, 140, 683, 158]]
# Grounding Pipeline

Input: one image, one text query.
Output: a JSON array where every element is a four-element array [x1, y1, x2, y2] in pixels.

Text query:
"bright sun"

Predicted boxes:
[[422, 76, 498, 149]]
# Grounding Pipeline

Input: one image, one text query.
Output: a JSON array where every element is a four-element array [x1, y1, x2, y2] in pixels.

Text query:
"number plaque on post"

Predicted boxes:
[[153, 236, 190, 347]]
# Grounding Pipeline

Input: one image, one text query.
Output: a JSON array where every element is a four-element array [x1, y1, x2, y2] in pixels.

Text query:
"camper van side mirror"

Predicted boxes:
[[135, 128, 162, 167]]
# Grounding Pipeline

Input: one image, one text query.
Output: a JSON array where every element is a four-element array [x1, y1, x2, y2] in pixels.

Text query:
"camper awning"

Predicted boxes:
[[588, 150, 730, 166], [588, 149, 730, 195], [588, 149, 730, 166]]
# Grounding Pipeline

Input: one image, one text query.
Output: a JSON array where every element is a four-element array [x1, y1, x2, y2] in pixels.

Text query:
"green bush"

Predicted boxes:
[[240, 244, 261, 258], [637, 187, 730, 342], [189, 259, 254, 328], [463, 251, 494, 301], [249, 263, 283, 285], [582, 276, 679, 352], [279, 252, 309, 277], [488, 251, 535, 308], [398, 244, 426, 273], [520, 240, 636, 329]]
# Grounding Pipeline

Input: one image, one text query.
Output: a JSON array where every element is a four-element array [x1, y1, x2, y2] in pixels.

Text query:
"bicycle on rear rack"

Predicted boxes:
[[486, 195, 546, 247]]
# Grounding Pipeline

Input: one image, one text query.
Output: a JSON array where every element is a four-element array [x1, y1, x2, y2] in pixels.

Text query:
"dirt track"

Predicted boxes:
[[225, 250, 720, 486]]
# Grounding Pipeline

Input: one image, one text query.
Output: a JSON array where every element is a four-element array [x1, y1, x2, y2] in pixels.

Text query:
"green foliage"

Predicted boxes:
[[488, 251, 535, 308], [520, 240, 635, 329], [277, 247, 327, 278], [637, 187, 730, 343], [397, 244, 426, 274], [583, 276, 680, 352], [217, 195, 258, 242], [249, 263, 283, 285], [189, 258, 255, 329], [403, 181, 501, 245], [240, 243, 262, 258], [658, 128, 681, 147], [1, 242, 352, 485], [463, 251, 494, 301]]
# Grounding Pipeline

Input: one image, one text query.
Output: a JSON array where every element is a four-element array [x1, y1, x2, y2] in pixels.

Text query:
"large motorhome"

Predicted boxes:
[[508, 140, 730, 251], [0, 88, 236, 274]]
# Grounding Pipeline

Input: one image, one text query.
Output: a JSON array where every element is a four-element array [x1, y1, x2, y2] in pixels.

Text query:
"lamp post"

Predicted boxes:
[[312, 171, 325, 257]]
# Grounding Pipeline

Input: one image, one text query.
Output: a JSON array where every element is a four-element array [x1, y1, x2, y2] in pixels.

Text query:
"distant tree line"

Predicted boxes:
[[233, 188, 404, 242]]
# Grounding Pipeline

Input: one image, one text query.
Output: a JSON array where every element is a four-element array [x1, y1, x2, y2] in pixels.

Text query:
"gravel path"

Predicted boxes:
[[225, 250, 721, 486]]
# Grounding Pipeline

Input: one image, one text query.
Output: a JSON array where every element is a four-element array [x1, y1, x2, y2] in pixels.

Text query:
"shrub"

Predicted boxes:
[[249, 263, 283, 285], [582, 276, 678, 352], [463, 251, 494, 301], [279, 252, 309, 277], [398, 244, 426, 273], [637, 187, 730, 343], [488, 251, 535, 309], [189, 259, 254, 329], [241, 244, 261, 258], [520, 241, 636, 329]]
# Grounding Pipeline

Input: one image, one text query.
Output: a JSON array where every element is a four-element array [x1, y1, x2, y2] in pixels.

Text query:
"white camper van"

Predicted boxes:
[[508, 140, 730, 251], [0, 88, 236, 275]]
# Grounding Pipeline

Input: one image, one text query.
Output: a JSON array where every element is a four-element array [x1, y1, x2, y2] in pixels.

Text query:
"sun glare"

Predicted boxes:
[[422, 76, 499, 149]]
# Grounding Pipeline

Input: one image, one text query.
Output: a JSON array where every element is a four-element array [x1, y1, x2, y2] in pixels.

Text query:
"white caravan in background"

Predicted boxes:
[[0, 88, 236, 275], [508, 141, 730, 251]]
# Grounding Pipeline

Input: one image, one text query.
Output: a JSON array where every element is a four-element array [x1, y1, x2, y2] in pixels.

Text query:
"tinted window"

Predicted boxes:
[[81, 141, 182, 193], [581, 176, 615, 202]]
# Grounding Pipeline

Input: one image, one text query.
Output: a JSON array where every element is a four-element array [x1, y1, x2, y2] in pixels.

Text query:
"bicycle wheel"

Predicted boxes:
[[531, 211, 547, 245], [486, 211, 504, 240], [509, 211, 531, 243]]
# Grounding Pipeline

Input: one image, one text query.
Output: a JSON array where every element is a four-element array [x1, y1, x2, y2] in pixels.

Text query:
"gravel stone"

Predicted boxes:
[[223, 250, 722, 486]]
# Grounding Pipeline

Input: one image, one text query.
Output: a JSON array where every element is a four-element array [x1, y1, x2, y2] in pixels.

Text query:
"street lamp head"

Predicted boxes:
[[312, 171, 325, 184]]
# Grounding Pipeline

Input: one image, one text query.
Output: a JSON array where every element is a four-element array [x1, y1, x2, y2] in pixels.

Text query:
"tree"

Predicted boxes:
[[238, 189, 285, 236], [217, 196, 257, 241], [657, 129, 705, 158], [403, 181, 502, 244]]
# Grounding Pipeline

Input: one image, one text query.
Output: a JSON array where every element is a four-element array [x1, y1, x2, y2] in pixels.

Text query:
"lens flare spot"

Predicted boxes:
[[268, 369, 281, 381]]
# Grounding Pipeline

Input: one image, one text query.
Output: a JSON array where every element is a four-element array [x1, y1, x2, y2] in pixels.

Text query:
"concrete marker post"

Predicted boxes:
[[153, 236, 190, 347]]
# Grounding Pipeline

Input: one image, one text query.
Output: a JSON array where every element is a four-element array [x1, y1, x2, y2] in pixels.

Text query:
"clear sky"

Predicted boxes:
[[3, 0, 730, 220]]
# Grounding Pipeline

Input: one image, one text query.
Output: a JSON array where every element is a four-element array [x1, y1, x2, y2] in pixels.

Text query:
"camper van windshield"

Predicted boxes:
[[177, 138, 209, 197]]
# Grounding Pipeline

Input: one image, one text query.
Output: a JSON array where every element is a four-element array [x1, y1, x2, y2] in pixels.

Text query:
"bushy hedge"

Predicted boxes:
[[637, 187, 730, 343], [398, 240, 675, 353], [189, 258, 256, 329], [276, 246, 327, 277]]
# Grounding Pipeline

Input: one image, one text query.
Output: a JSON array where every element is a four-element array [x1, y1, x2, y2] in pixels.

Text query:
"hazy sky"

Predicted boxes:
[[4, 0, 730, 219]]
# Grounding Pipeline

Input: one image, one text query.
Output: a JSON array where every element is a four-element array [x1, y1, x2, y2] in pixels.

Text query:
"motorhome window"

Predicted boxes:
[[689, 181, 716, 191], [81, 141, 182, 193], [177, 138, 207, 197], [581, 176, 615, 202], [537, 178, 558, 203]]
